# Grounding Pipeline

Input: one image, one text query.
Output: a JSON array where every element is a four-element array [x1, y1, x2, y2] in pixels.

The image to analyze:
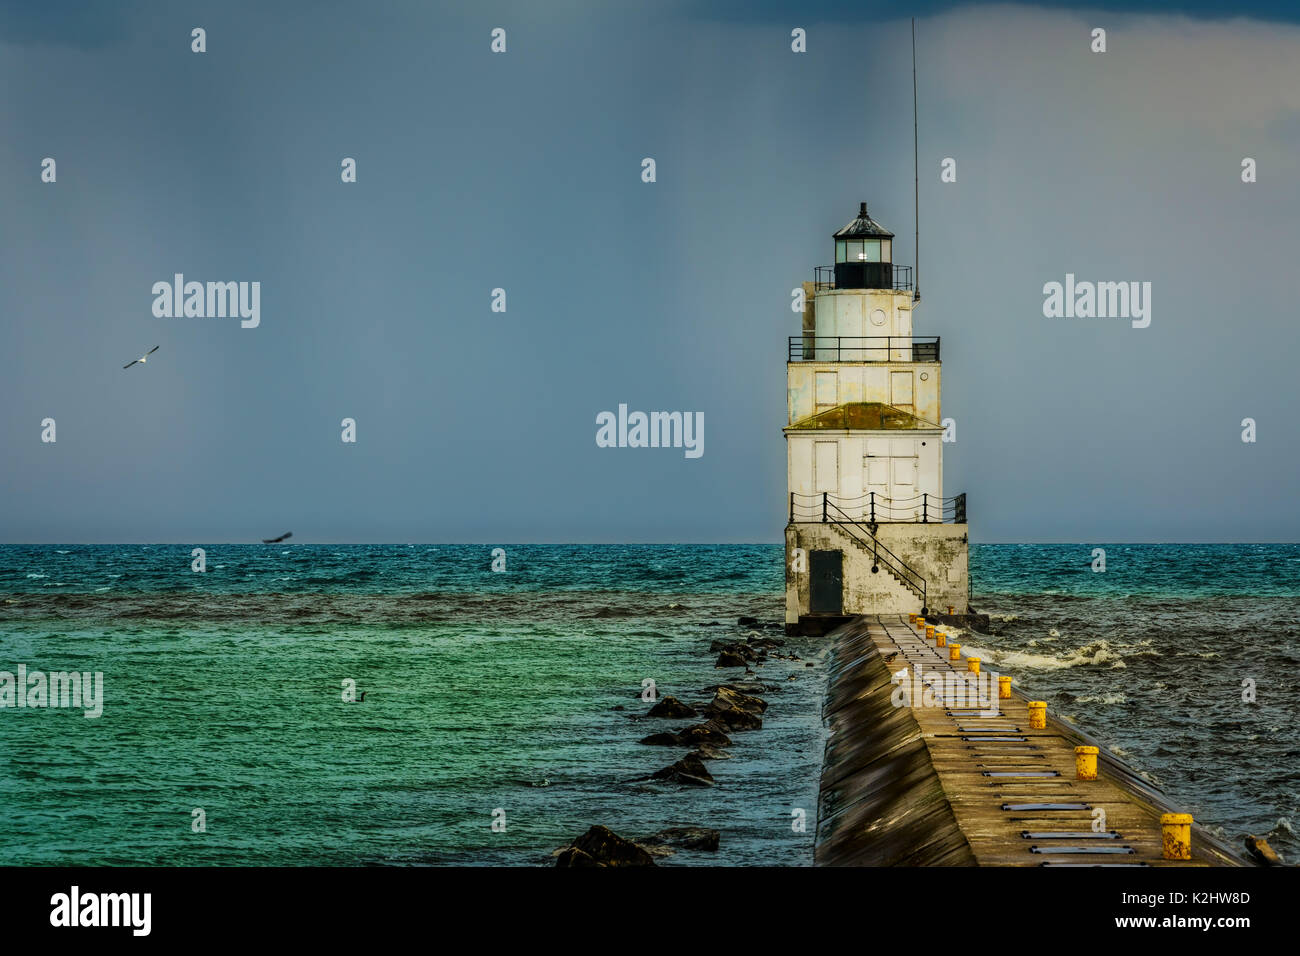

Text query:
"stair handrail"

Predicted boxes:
[[822, 496, 928, 610]]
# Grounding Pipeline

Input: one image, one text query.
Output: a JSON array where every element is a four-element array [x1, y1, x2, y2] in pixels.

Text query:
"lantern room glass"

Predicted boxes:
[[836, 239, 881, 263]]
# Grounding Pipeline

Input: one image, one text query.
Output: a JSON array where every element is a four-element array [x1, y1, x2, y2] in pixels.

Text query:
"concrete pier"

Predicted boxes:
[[816, 616, 1247, 867]]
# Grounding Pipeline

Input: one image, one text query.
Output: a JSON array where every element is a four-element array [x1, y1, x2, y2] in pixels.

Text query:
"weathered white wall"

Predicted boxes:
[[786, 429, 943, 515], [787, 362, 941, 424], [785, 522, 970, 621], [812, 288, 914, 350]]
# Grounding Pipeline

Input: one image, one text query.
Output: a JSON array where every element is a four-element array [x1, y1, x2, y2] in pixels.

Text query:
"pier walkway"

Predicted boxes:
[[816, 615, 1246, 867]]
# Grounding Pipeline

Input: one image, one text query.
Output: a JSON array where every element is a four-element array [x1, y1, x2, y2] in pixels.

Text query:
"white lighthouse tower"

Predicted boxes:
[[784, 202, 969, 633]]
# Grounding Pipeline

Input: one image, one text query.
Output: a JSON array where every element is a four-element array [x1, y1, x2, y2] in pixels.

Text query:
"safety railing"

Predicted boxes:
[[788, 336, 940, 362], [789, 491, 966, 524]]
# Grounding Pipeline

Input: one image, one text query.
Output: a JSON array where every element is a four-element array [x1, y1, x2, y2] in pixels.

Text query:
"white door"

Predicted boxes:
[[814, 442, 838, 496]]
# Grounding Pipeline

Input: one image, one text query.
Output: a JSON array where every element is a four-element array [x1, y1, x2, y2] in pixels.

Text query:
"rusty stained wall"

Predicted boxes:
[[787, 362, 941, 425], [785, 521, 969, 621]]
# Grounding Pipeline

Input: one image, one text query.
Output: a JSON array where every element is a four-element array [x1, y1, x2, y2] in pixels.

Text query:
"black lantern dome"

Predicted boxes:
[[833, 202, 895, 290]]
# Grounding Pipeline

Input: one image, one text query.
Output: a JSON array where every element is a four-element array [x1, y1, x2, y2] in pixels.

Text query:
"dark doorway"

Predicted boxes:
[[810, 550, 843, 614]]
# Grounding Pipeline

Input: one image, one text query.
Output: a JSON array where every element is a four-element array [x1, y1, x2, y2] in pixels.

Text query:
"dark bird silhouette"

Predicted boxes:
[[261, 531, 293, 544], [123, 345, 159, 369]]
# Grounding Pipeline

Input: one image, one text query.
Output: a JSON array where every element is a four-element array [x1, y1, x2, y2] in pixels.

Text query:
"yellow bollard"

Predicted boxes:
[[1075, 745, 1098, 781], [998, 675, 1012, 699], [908, 613, 916, 625], [1027, 700, 1047, 729], [949, 643, 961, 661], [967, 657, 980, 674], [925, 625, 935, 641], [935, 631, 947, 648], [947, 605, 954, 615], [1161, 813, 1193, 860]]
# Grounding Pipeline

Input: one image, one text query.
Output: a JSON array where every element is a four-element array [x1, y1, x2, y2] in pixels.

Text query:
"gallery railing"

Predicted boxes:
[[788, 335, 940, 362], [789, 491, 966, 525]]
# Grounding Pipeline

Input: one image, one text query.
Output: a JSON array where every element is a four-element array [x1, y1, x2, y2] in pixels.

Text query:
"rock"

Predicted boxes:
[[651, 753, 715, 786], [721, 685, 769, 711], [704, 681, 769, 695], [805, 662, 815, 667], [638, 731, 682, 746], [556, 825, 656, 867], [737, 616, 758, 626], [715, 649, 748, 668], [647, 695, 697, 719], [554, 846, 600, 867], [705, 685, 767, 731], [636, 826, 721, 852], [689, 744, 733, 760], [611, 705, 625, 711], [747, 636, 785, 649], [709, 639, 731, 652], [1245, 835, 1284, 866], [676, 720, 733, 747]]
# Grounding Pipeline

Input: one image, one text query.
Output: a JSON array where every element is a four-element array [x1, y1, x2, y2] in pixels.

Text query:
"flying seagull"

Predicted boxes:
[[123, 346, 159, 369], [262, 531, 293, 544]]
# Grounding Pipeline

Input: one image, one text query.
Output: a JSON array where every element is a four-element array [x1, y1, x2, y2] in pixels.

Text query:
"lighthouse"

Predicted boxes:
[[784, 202, 969, 633]]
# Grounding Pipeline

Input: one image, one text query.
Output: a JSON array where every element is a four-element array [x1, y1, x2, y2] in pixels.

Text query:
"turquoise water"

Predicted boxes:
[[0, 545, 821, 866], [1, 543, 1297, 864]]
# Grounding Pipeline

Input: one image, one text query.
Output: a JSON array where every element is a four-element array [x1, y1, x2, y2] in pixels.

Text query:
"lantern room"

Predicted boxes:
[[833, 202, 895, 290]]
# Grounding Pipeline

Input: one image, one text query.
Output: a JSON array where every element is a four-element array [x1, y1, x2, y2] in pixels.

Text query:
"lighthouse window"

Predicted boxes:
[[836, 240, 846, 262], [860, 240, 881, 262], [843, 241, 863, 262]]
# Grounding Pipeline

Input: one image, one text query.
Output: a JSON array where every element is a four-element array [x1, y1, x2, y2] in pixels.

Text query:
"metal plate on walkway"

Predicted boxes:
[[983, 771, 1060, 777], [1030, 845, 1136, 854]]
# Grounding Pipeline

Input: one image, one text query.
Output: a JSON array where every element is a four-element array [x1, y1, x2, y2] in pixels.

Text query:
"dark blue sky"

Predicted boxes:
[[3, 1, 1299, 542]]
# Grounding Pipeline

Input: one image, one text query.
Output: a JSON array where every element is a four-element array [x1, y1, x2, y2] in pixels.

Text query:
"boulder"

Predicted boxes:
[[1245, 835, 1284, 866], [647, 695, 697, 719], [715, 649, 748, 668], [553, 846, 600, 867], [689, 744, 733, 760], [556, 825, 656, 867], [651, 753, 715, 786], [676, 719, 733, 746], [717, 685, 769, 713], [737, 616, 758, 626], [704, 685, 768, 730], [638, 731, 682, 746], [703, 681, 769, 696], [636, 827, 721, 852]]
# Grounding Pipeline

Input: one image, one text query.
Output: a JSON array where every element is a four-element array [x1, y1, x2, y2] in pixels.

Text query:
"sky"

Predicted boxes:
[[2, 0, 1299, 543]]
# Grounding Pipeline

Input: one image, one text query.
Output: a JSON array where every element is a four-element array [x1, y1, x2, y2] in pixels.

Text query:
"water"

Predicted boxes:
[[965, 543, 1300, 861], [1, 543, 1297, 865], [0, 545, 822, 866]]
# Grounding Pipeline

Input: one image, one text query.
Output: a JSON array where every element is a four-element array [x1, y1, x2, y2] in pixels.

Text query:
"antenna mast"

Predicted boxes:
[[912, 17, 920, 304]]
